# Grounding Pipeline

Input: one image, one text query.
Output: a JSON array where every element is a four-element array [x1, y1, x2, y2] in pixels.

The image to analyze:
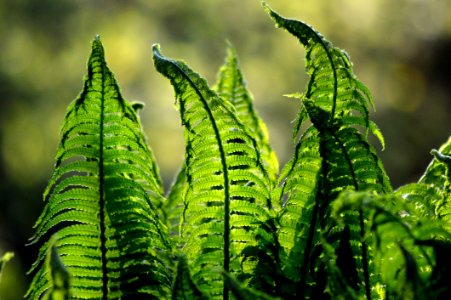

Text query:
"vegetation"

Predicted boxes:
[[2, 2, 449, 299]]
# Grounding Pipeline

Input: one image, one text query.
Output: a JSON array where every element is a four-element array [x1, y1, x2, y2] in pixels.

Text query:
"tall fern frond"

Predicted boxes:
[[263, 2, 384, 149], [153, 45, 272, 299], [264, 4, 391, 298], [164, 43, 279, 237], [27, 37, 171, 299], [214, 43, 279, 187]]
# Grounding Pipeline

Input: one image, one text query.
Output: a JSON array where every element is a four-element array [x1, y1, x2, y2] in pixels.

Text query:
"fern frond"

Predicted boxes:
[[153, 44, 272, 299], [264, 2, 384, 149], [27, 37, 171, 299], [332, 190, 451, 299], [214, 43, 279, 187], [264, 5, 392, 298], [165, 43, 279, 238]]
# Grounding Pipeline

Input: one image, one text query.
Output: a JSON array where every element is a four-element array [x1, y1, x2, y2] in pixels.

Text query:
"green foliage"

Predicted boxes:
[[0, 252, 14, 284], [23, 3, 450, 300]]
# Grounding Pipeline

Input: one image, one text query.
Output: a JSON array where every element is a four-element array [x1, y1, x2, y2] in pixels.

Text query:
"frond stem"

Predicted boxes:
[[98, 58, 108, 300]]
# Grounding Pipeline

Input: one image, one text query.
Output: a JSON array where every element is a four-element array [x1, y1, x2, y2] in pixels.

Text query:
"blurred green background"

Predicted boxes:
[[0, 0, 450, 297]]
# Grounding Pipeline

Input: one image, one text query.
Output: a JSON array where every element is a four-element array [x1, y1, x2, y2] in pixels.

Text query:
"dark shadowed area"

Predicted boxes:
[[0, 0, 450, 297]]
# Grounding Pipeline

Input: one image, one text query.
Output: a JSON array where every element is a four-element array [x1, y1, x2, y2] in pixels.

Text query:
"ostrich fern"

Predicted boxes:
[[24, 3, 451, 300]]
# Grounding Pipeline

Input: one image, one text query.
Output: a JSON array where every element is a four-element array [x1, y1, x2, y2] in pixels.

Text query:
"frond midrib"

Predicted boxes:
[[96, 45, 108, 300]]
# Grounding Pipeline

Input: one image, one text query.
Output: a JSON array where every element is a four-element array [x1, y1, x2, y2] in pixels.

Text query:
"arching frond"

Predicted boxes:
[[164, 43, 279, 239], [27, 37, 171, 299], [263, 2, 384, 150], [153, 45, 272, 299], [264, 4, 391, 298]]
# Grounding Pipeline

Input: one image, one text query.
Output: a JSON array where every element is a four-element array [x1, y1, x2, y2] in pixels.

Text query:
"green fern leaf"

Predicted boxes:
[[264, 4, 392, 298], [153, 44, 272, 299], [27, 37, 171, 299], [263, 2, 384, 149], [332, 190, 451, 299], [165, 43, 279, 241], [214, 43, 279, 186]]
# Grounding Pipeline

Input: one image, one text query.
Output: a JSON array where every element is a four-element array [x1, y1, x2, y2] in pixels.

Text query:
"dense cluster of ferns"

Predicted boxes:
[[17, 3, 451, 299]]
